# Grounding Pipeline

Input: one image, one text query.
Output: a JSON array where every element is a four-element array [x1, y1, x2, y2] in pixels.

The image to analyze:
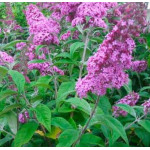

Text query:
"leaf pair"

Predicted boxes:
[[13, 104, 51, 147]]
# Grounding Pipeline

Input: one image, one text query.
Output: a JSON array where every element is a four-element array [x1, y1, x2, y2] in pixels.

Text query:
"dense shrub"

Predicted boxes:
[[0, 2, 150, 147]]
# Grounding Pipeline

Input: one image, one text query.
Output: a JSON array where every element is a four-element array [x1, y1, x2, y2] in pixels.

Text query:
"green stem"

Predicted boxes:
[[22, 92, 31, 107], [125, 114, 146, 130], [53, 75, 58, 99], [72, 96, 100, 147], [47, 53, 58, 100], [75, 31, 90, 97], [79, 31, 90, 79], [135, 72, 142, 89], [2, 129, 15, 138]]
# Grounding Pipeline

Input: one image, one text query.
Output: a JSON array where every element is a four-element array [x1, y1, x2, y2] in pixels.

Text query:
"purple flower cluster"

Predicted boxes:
[[16, 42, 26, 50], [41, 2, 117, 28], [131, 60, 147, 72], [107, 8, 121, 25], [18, 111, 29, 123], [60, 31, 71, 41], [25, 4, 64, 77], [76, 3, 147, 98], [25, 4, 60, 45], [49, 2, 81, 22], [26, 45, 64, 76], [1, 3, 15, 27], [13, 24, 23, 32], [72, 2, 117, 28], [28, 62, 64, 76], [0, 51, 14, 65], [113, 92, 139, 117], [36, 2, 52, 10], [73, 30, 79, 39], [1, 3, 23, 32], [142, 99, 150, 114], [25, 44, 36, 61], [28, 62, 53, 76], [53, 66, 64, 75]]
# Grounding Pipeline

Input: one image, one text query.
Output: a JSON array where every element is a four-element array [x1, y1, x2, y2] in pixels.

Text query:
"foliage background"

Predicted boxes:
[[0, 2, 150, 147]]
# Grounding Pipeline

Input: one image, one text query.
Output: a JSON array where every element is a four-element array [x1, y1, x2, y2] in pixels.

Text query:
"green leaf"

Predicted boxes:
[[98, 96, 111, 114], [144, 77, 150, 81], [46, 126, 61, 140], [51, 117, 73, 130], [133, 106, 144, 114], [138, 120, 150, 133], [28, 59, 46, 64], [55, 52, 71, 59], [143, 33, 150, 48], [123, 79, 132, 93], [139, 91, 150, 98], [140, 86, 150, 92], [108, 130, 120, 146], [65, 98, 91, 115], [0, 117, 7, 130], [35, 104, 51, 132], [92, 103, 104, 115], [0, 135, 13, 146], [35, 45, 47, 55], [63, 39, 80, 47], [0, 66, 8, 82], [0, 90, 17, 102], [1, 40, 27, 50], [101, 125, 109, 140], [13, 121, 38, 147], [70, 42, 84, 57], [35, 76, 53, 96], [77, 133, 104, 147], [30, 76, 53, 94], [56, 81, 75, 107], [8, 70, 25, 93], [148, 54, 150, 68], [116, 104, 136, 117], [102, 115, 128, 144], [68, 118, 77, 129], [110, 142, 129, 147], [31, 83, 52, 91], [85, 16, 91, 23], [90, 115, 129, 145], [54, 59, 76, 65], [77, 24, 84, 34], [58, 103, 74, 113], [57, 129, 79, 147], [90, 37, 103, 44], [6, 112, 17, 134], [0, 100, 5, 112], [0, 104, 22, 116], [135, 128, 150, 146]]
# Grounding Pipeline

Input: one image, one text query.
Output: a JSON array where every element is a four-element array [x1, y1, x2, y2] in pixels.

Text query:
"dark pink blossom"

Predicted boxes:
[[131, 60, 147, 72], [53, 66, 64, 75], [18, 111, 29, 123], [0, 51, 14, 65], [76, 3, 147, 98], [60, 31, 71, 41], [113, 92, 139, 117], [142, 99, 150, 114], [16, 42, 26, 50], [25, 4, 60, 45], [28, 62, 64, 76]]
